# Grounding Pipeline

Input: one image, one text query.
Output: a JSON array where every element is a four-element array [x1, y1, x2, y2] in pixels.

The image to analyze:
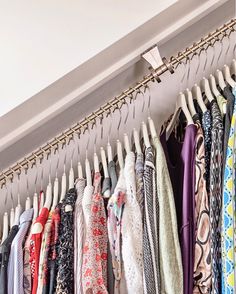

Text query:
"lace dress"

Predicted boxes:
[[122, 152, 143, 294]]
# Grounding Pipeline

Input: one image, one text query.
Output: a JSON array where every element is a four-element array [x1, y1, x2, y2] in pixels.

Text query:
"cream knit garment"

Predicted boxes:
[[122, 152, 143, 294], [153, 136, 183, 294]]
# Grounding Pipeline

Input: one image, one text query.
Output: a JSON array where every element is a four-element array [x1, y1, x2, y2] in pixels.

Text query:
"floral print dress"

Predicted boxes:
[[82, 172, 108, 294]]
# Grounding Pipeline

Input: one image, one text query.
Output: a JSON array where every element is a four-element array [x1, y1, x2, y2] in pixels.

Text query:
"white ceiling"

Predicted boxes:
[[0, 0, 176, 117]]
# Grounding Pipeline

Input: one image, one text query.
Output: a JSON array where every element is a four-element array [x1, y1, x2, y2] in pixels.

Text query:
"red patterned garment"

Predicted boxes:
[[82, 172, 108, 294], [29, 207, 49, 294]]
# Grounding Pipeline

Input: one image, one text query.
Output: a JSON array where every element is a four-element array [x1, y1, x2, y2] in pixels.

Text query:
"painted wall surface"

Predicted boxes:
[[0, 0, 176, 117]]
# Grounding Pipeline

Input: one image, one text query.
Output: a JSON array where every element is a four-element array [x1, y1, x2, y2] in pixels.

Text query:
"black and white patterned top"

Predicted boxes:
[[56, 188, 77, 294]]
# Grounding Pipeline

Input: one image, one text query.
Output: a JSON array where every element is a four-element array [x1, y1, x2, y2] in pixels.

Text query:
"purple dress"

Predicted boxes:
[[161, 124, 197, 294]]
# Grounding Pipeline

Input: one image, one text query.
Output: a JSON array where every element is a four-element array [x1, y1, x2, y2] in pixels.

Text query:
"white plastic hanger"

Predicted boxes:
[[216, 69, 226, 90], [148, 117, 158, 140], [33, 193, 38, 221], [133, 128, 142, 155], [69, 161, 74, 189], [85, 158, 92, 186], [166, 92, 194, 140], [78, 162, 83, 179], [60, 167, 67, 202], [107, 142, 113, 163], [44, 181, 52, 210], [124, 133, 131, 154], [192, 84, 207, 113], [142, 122, 151, 148], [14, 204, 22, 226], [101, 147, 109, 178], [1, 212, 9, 244], [117, 140, 124, 169], [25, 197, 31, 210], [231, 59, 236, 77], [186, 88, 197, 116], [201, 77, 214, 102], [209, 74, 221, 97], [94, 153, 99, 173], [10, 208, 15, 229], [39, 191, 44, 212], [223, 64, 236, 88], [51, 178, 59, 211]]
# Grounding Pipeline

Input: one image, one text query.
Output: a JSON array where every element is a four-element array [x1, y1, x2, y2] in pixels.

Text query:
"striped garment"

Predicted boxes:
[[74, 178, 86, 294], [143, 146, 161, 294]]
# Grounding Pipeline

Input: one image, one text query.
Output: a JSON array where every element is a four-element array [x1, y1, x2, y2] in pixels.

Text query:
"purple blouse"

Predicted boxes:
[[161, 124, 197, 294]]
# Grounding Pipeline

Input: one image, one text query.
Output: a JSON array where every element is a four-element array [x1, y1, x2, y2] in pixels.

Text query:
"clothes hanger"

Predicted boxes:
[[133, 129, 142, 155], [192, 84, 207, 113], [14, 204, 22, 226], [10, 208, 14, 229], [117, 140, 124, 169], [60, 165, 67, 202], [166, 92, 194, 140], [141, 122, 151, 148], [78, 162, 83, 178], [51, 149, 59, 211], [215, 69, 227, 91], [186, 88, 197, 116], [231, 59, 236, 77], [209, 75, 221, 97], [1, 187, 9, 243], [201, 77, 214, 102], [223, 64, 236, 87], [25, 197, 31, 210], [101, 147, 109, 179], [1, 212, 9, 244], [124, 133, 131, 154], [116, 104, 124, 169], [44, 153, 53, 209], [44, 179, 52, 210], [51, 178, 59, 211], [69, 160, 75, 189], [33, 193, 38, 221], [84, 125, 92, 186]]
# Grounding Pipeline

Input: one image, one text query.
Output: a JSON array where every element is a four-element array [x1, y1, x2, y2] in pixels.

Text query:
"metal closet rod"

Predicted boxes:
[[0, 18, 235, 187]]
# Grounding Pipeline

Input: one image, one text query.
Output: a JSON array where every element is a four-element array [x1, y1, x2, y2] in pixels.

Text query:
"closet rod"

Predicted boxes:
[[0, 18, 235, 187]]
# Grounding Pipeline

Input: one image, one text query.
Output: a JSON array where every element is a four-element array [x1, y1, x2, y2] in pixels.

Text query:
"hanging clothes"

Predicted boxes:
[[56, 187, 77, 294], [74, 178, 86, 294], [143, 146, 161, 294], [29, 207, 49, 294], [107, 168, 126, 294], [8, 208, 33, 294], [47, 203, 61, 294], [201, 110, 212, 193], [153, 136, 183, 294], [0, 224, 19, 294], [216, 95, 227, 117], [122, 151, 143, 294], [209, 100, 224, 294], [23, 225, 34, 294], [82, 183, 94, 234], [108, 160, 118, 195], [192, 114, 211, 294], [135, 153, 144, 219], [82, 172, 108, 294], [222, 85, 235, 167], [37, 211, 53, 294], [161, 124, 197, 294], [221, 86, 236, 294]]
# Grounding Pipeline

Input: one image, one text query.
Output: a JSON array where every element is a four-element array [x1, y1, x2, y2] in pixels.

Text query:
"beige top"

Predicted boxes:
[[153, 136, 183, 294]]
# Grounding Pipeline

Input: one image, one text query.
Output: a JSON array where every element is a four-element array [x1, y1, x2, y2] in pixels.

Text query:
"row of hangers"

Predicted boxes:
[[166, 59, 236, 139], [1, 47, 235, 243], [0, 90, 158, 241]]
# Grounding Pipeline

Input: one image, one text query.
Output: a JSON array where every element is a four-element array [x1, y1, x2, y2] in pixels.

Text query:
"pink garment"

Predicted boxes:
[[82, 172, 108, 294]]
